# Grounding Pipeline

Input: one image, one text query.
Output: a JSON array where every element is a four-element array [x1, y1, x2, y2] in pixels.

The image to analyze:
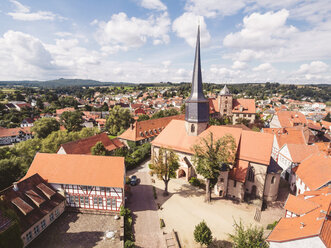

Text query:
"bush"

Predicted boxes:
[[160, 218, 165, 228], [124, 240, 135, 248], [120, 207, 135, 242], [125, 176, 131, 185], [267, 221, 278, 230], [189, 177, 200, 187], [194, 220, 213, 246]]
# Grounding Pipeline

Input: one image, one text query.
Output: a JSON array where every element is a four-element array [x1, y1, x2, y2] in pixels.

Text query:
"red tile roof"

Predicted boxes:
[[56, 107, 75, 115], [152, 120, 273, 165], [229, 160, 249, 183], [267, 186, 331, 246], [0, 126, 32, 138], [285, 194, 320, 215], [263, 127, 307, 147], [232, 99, 256, 113], [276, 111, 307, 128], [294, 153, 331, 190], [118, 114, 185, 142], [59, 133, 124, 154], [286, 144, 319, 163], [24, 153, 125, 188]]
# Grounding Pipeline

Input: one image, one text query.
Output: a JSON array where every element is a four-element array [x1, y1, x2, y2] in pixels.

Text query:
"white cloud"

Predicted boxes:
[[95, 12, 170, 53], [224, 9, 296, 49], [185, 0, 246, 18], [8, 0, 65, 21], [172, 12, 211, 47], [253, 63, 273, 72], [232, 61, 247, 70], [140, 0, 167, 11], [297, 61, 328, 74], [55, 32, 73, 37], [162, 60, 171, 68]]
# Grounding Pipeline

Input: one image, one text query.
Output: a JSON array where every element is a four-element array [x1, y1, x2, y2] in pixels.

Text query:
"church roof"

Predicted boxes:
[[151, 120, 273, 165]]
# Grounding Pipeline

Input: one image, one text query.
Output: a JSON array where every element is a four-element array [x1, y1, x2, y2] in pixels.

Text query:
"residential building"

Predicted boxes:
[[270, 111, 308, 128], [56, 107, 75, 116], [20, 118, 34, 127], [57, 133, 124, 155], [118, 114, 185, 145], [0, 127, 33, 145], [209, 85, 256, 125], [23, 153, 125, 212], [267, 186, 331, 248], [0, 173, 66, 247], [291, 153, 331, 195], [151, 27, 280, 203]]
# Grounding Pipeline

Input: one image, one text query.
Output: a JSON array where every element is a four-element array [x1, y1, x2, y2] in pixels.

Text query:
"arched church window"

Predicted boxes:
[[271, 176, 275, 184], [191, 124, 195, 133], [248, 167, 255, 182]]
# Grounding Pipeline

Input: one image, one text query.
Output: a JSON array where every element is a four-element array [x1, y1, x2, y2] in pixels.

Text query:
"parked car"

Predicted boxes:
[[130, 175, 137, 186]]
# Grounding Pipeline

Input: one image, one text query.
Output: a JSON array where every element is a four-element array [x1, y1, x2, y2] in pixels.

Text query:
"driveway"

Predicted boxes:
[[126, 160, 166, 248]]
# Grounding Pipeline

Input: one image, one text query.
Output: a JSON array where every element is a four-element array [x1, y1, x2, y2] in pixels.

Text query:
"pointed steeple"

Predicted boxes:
[[185, 26, 209, 125], [186, 25, 207, 102]]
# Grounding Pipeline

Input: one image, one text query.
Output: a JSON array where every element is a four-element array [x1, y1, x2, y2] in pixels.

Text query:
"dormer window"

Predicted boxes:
[[150, 130, 153, 135], [140, 132, 144, 137]]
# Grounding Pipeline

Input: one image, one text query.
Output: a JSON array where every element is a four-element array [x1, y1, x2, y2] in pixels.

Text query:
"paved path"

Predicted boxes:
[[127, 160, 166, 248]]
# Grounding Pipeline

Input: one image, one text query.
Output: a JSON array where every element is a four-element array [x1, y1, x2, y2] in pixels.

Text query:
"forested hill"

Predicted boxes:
[[0, 78, 135, 88]]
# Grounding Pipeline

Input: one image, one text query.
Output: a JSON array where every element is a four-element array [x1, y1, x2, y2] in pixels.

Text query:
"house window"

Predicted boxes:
[[85, 196, 89, 205], [41, 220, 46, 230], [234, 181, 237, 187], [191, 124, 195, 133], [55, 209, 59, 217], [93, 197, 98, 206], [112, 199, 116, 209], [88, 186, 93, 191], [34, 225, 40, 235], [69, 195, 74, 205], [100, 187, 105, 192], [107, 198, 111, 208], [248, 114, 251, 117], [271, 176, 275, 184], [49, 213, 54, 222], [26, 231, 32, 242], [74, 196, 79, 206], [248, 167, 255, 182], [220, 178, 224, 183], [98, 197, 103, 207], [80, 196, 84, 205]]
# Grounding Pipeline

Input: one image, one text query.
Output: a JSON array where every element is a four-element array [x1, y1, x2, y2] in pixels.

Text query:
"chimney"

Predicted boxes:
[[13, 182, 19, 191]]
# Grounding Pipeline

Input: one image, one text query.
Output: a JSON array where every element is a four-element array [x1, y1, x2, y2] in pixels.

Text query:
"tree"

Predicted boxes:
[[91, 141, 107, 156], [193, 132, 236, 202], [194, 220, 213, 246], [60, 111, 84, 132], [106, 106, 134, 135], [236, 118, 250, 126], [31, 118, 60, 139], [150, 147, 179, 196], [0, 158, 23, 191], [137, 114, 150, 122], [228, 220, 268, 248]]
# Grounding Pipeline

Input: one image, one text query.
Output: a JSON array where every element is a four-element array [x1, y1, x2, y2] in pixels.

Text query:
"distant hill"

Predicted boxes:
[[0, 78, 135, 88]]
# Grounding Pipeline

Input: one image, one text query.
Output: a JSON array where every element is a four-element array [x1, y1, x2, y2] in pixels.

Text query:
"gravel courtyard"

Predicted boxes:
[[28, 212, 123, 248], [153, 176, 284, 248]]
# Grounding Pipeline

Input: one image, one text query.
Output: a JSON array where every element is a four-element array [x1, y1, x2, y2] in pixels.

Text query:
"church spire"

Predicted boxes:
[[185, 26, 209, 133], [186, 25, 206, 102]]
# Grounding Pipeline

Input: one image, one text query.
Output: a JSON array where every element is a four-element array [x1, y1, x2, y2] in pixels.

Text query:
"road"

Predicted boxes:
[[126, 160, 166, 248]]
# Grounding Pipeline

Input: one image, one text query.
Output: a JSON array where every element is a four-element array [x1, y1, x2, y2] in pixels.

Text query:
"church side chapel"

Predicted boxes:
[[151, 27, 281, 204]]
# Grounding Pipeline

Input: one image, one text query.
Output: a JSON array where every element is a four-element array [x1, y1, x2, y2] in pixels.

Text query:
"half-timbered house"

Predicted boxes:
[[23, 153, 125, 212]]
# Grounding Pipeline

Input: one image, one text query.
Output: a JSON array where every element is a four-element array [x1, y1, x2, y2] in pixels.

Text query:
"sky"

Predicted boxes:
[[0, 0, 330, 84]]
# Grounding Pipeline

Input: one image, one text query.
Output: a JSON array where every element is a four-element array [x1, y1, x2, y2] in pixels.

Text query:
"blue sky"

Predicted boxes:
[[0, 0, 330, 84]]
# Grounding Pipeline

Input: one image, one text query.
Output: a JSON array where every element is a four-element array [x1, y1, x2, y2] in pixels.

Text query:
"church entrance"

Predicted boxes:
[[178, 169, 186, 178], [251, 185, 257, 199]]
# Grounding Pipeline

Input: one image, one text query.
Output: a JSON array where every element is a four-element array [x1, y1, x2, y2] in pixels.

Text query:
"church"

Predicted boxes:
[[151, 27, 280, 203]]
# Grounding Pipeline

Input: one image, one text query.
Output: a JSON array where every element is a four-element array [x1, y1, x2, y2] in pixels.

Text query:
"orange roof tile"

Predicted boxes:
[[285, 194, 320, 215], [24, 153, 125, 188], [232, 99, 256, 113], [276, 111, 307, 128], [152, 120, 273, 165], [229, 160, 249, 183], [286, 144, 319, 163], [59, 133, 124, 154], [294, 153, 331, 190], [263, 127, 307, 147], [118, 114, 185, 142], [56, 107, 75, 115], [267, 187, 331, 245], [0, 127, 32, 138]]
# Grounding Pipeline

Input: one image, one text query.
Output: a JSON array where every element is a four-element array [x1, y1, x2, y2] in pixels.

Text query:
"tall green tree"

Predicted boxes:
[[137, 114, 150, 122], [31, 118, 60, 139], [60, 111, 84, 132], [106, 106, 134, 135], [194, 220, 213, 246], [150, 147, 179, 196], [91, 141, 107, 156], [228, 220, 268, 248], [193, 132, 236, 202]]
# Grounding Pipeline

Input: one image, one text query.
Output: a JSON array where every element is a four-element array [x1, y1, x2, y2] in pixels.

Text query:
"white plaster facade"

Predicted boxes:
[[269, 236, 327, 248]]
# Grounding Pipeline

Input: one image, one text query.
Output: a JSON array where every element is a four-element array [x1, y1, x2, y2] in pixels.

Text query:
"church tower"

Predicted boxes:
[[185, 26, 209, 136], [218, 85, 233, 117]]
